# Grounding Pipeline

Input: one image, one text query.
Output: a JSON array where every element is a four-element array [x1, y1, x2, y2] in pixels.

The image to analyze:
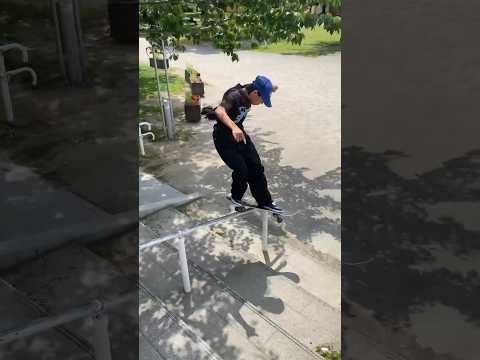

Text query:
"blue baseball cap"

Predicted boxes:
[[252, 75, 273, 107]]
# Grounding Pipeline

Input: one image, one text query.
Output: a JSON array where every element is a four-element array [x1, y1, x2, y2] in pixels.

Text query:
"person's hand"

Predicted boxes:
[[232, 126, 246, 143]]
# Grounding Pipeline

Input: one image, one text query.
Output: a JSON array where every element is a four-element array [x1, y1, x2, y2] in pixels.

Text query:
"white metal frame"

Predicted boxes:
[[146, 42, 176, 141], [0, 292, 136, 360], [139, 122, 155, 156], [0, 43, 38, 124], [140, 207, 271, 294]]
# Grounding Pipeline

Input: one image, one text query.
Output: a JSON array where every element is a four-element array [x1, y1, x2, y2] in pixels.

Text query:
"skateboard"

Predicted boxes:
[[226, 196, 289, 223]]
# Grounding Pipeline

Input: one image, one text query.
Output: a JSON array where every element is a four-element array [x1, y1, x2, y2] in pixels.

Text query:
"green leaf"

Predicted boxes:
[[140, 0, 342, 61]]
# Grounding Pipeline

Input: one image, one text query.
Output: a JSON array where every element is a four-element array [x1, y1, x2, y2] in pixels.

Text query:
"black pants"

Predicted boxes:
[[213, 126, 273, 206]]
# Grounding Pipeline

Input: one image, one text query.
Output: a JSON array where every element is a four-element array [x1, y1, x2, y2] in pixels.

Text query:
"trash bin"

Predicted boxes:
[[190, 82, 204, 97], [149, 58, 169, 69], [184, 103, 201, 123]]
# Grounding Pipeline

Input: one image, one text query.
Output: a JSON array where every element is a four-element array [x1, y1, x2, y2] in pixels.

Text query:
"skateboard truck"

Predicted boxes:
[[233, 204, 284, 224]]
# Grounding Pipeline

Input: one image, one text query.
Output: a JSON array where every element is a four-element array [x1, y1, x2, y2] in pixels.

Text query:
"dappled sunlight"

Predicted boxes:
[[141, 124, 341, 260], [342, 146, 480, 336]]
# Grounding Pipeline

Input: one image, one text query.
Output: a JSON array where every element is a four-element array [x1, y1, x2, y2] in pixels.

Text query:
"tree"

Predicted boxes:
[[140, 0, 341, 61], [315, 0, 341, 35]]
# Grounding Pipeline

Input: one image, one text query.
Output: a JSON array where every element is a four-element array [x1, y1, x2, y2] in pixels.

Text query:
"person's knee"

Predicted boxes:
[[233, 166, 249, 183], [250, 163, 265, 177]]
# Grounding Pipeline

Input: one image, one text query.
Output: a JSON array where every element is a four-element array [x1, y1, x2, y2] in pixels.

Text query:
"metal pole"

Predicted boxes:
[[174, 238, 191, 293], [0, 293, 136, 344], [161, 39, 176, 140], [72, 0, 86, 72], [161, 40, 175, 123], [0, 54, 14, 123], [90, 314, 112, 360], [57, 0, 85, 84], [151, 46, 166, 131], [139, 208, 255, 251], [162, 98, 175, 140], [262, 211, 269, 251], [138, 125, 145, 156], [51, 0, 68, 83], [0, 301, 101, 344]]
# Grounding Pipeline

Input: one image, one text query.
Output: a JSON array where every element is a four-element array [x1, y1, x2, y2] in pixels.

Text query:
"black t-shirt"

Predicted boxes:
[[216, 84, 251, 130]]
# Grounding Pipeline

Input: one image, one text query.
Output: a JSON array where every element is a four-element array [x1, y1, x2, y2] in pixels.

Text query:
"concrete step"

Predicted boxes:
[[140, 241, 322, 360], [2, 226, 224, 360], [142, 206, 340, 310], [140, 226, 270, 360], [141, 332, 167, 360], [139, 172, 202, 219], [0, 278, 92, 359], [139, 287, 223, 360], [1, 243, 138, 359], [0, 157, 137, 269], [140, 221, 335, 359]]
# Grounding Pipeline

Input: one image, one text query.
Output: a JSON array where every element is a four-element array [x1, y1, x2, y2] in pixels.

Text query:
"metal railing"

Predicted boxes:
[[140, 208, 271, 293], [0, 292, 136, 360], [0, 43, 38, 124]]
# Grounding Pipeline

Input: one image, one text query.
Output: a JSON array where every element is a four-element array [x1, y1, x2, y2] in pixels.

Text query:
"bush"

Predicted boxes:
[[315, 345, 341, 360]]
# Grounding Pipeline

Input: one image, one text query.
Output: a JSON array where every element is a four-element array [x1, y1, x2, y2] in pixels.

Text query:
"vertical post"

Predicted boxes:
[[262, 211, 269, 251], [90, 313, 112, 360], [162, 98, 175, 141], [138, 126, 145, 156], [175, 238, 191, 293], [151, 46, 166, 131], [55, 0, 86, 84], [161, 40, 175, 130], [51, 0, 67, 83], [0, 54, 14, 123]]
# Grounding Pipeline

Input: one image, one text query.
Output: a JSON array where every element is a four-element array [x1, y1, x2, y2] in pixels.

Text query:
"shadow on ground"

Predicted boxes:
[[139, 232, 292, 359], [342, 146, 480, 357]]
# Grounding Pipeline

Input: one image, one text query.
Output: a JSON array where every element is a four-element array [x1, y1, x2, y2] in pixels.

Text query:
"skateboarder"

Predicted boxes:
[[209, 75, 284, 214]]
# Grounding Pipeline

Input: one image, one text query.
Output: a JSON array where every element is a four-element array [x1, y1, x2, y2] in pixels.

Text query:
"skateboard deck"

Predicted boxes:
[[226, 196, 291, 223]]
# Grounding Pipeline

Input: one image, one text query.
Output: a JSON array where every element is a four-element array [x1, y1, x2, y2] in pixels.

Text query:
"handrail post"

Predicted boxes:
[[262, 211, 269, 251], [138, 125, 145, 156], [174, 238, 191, 293], [90, 313, 112, 360]]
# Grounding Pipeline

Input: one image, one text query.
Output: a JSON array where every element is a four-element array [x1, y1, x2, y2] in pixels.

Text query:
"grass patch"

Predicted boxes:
[[254, 26, 340, 56], [139, 103, 162, 119], [139, 64, 197, 146], [139, 64, 184, 101], [315, 345, 341, 360]]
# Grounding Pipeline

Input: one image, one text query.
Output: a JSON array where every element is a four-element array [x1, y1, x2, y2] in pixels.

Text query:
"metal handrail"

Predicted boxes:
[[0, 292, 136, 344], [139, 208, 255, 250], [0, 291, 136, 360], [140, 207, 271, 295]]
